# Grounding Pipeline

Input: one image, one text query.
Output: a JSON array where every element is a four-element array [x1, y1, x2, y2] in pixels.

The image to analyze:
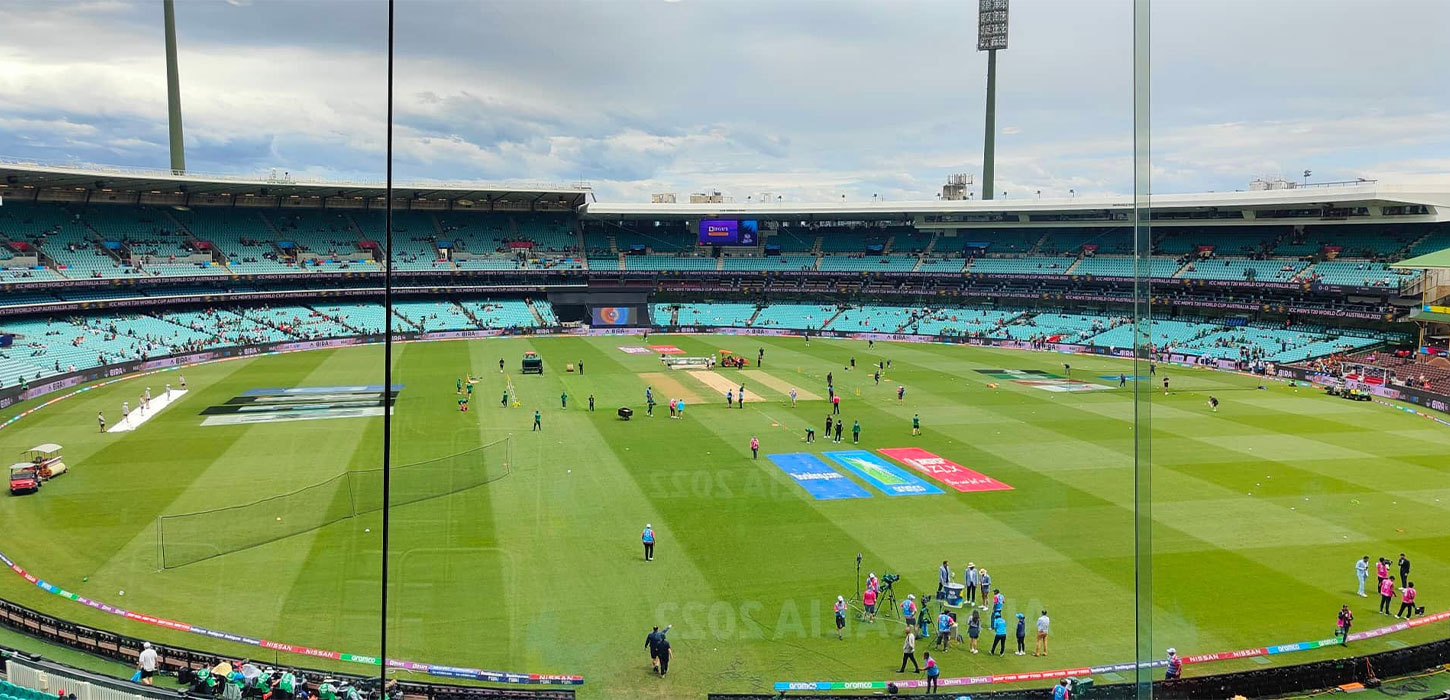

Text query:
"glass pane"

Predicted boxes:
[[385, 1, 1139, 698], [0, 0, 388, 696], [1146, 2, 1450, 696]]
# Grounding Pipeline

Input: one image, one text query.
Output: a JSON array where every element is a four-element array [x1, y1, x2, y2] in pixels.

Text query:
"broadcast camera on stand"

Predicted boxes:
[[880, 573, 900, 618]]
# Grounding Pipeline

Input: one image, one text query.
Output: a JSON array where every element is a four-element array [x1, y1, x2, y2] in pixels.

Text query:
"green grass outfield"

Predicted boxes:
[[1, 334, 1448, 698]]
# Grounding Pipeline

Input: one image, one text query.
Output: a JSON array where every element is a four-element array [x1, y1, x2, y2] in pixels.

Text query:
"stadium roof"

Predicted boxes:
[[0, 160, 1447, 221], [0, 159, 591, 206], [1392, 248, 1450, 270], [583, 182, 1450, 221]]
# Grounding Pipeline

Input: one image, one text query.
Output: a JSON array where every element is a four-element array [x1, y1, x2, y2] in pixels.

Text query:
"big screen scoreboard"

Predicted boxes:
[[698, 219, 759, 246]]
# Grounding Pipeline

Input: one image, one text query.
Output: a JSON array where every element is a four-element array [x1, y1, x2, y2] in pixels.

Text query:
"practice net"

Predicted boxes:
[[156, 436, 511, 569]]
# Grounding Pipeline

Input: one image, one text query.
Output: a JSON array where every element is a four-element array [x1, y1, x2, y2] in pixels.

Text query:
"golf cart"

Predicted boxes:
[[8, 444, 66, 495], [9, 465, 39, 495]]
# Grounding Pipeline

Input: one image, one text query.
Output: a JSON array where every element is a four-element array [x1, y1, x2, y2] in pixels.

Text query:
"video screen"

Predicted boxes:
[[698, 219, 758, 246], [591, 306, 632, 325]]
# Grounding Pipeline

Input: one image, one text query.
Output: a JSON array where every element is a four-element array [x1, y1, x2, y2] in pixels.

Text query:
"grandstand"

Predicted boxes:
[[1178, 258, 1308, 282], [967, 256, 1074, 275], [817, 255, 916, 272], [1074, 256, 1181, 278]]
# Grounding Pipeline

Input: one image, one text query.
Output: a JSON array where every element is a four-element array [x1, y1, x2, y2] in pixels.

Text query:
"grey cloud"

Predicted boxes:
[[0, 0, 1445, 200]]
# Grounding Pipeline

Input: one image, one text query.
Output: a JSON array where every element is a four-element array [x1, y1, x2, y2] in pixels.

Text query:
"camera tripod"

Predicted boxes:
[[880, 578, 899, 620]]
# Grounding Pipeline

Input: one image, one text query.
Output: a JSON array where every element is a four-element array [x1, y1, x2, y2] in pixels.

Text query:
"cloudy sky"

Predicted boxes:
[[1, 0, 1446, 202]]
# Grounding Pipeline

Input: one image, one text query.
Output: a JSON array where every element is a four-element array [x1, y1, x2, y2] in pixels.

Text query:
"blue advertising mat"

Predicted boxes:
[[823, 450, 943, 496], [766, 453, 873, 500]]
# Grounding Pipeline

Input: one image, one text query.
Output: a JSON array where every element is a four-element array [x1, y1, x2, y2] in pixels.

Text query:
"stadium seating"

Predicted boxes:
[[392, 300, 476, 332], [917, 257, 965, 273], [313, 303, 388, 335], [669, 303, 758, 327], [623, 255, 716, 271], [514, 214, 579, 253], [829, 306, 917, 333], [462, 300, 542, 328], [721, 255, 817, 271], [908, 308, 1021, 336], [940, 229, 1040, 255], [751, 304, 838, 330], [1002, 313, 1116, 343], [433, 211, 506, 253], [613, 227, 692, 253], [1155, 227, 1274, 256], [1347, 350, 1450, 394], [1304, 261, 1410, 288], [1084, 319, 1209, 350], [817, 255, 916, 272], [530, 299, 558, 325], [1178, 258, 1307, 281], [1073, 256, 1182, 278], [889, 227, 933, 253], [0, 267, 64, 282], [1036, 227, 1134, 255], [817, 228, 877, 253], [455, 257, 524, 271], [768, 227, 817, 252], [1407, 226, 1450, 257], [171, 206, 290, 273], [0, 296, 1395, 390], [1295, 224, 1416, 258], [82, 206, 190, 256], [966, 257, 1072, 275], [1179, 326, 1378, 363]]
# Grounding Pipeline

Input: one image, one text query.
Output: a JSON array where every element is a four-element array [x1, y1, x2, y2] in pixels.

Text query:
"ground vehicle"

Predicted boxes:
[[521, 351, 543, 374], [9, 465, 39, 495], [7, 444, 66, 495]]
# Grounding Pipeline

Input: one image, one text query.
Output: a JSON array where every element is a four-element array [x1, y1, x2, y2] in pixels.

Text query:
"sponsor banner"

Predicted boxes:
[[0, 548, 583, 685], [201, 406, 389, 426], [823, 450, 943, 496], [617, 345, 652, 354], [975, 368, 1059, 379], [766, 453, 873, 500], [775, 610, 1449, 692], [878, 448, 1013, 492], [203, 385, 399, 426], [1011, 379, 1113, 393], [242, 385, 401, 396], [417, 329, 508, 341], [649, 344, 685, 354]]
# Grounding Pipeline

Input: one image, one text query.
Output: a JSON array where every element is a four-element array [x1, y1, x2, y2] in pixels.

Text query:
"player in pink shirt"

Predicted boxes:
[[863, 587, 879, 622], [1379, 576, 1396, 615], [750, 436, 760, 459]]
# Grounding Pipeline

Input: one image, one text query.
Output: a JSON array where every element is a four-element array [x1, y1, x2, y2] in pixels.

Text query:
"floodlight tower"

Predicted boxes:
[[977, 0, 1009, 201], [163, 0, 186, 174]]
